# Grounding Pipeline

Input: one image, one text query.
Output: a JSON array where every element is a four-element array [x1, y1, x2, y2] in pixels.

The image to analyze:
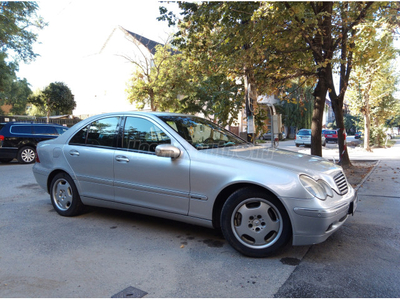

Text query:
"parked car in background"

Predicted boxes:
[[355, 131, 363, 139], [295, 129, 326, 147], [0, 122, 68, 164], [322, 129, 347, 144], [33, 112, 357, 257], [260, 131, 286, 141]]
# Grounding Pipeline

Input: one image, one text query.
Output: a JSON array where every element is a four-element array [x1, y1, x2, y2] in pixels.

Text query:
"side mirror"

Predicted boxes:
[[155, 144, 181, 159]]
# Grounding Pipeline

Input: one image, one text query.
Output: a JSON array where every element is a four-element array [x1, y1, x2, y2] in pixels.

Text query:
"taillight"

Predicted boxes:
[[35, 151, 40, 163], [0, 135, 4, 141]]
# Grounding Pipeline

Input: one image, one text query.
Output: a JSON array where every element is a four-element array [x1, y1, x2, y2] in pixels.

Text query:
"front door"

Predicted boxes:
[[113, 116, 190, 215]]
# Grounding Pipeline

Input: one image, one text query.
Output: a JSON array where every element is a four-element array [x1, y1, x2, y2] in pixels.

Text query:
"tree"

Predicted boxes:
[[0, 1, 45, 113], [126, 41, 244, 126], [3, 78, 32, 115], [160, 2, 400, 166], [126, 44, 189, 112], [29, 82, 76, 122], [346, 18, 399, 150], [0, 1, 45, 62]]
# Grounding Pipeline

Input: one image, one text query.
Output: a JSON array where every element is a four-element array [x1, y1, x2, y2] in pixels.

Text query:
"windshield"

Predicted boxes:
[[158, 115, 248, 150]]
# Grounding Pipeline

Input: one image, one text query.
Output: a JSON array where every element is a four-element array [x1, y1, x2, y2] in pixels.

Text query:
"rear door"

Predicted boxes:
[[63, 117, 120, 201]]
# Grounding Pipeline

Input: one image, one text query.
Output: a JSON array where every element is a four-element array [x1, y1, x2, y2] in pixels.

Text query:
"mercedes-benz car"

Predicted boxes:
[[33, 112, 358, 257]]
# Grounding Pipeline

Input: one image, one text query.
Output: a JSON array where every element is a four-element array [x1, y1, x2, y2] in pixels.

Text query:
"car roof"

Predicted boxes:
[[7, 122, 65, 126]]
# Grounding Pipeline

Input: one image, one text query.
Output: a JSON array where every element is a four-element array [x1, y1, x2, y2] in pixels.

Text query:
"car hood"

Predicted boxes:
[[204, 145, 340, 178]]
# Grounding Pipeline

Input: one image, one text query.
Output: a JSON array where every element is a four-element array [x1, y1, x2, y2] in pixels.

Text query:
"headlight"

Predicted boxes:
[[299, 175, 333, 200]]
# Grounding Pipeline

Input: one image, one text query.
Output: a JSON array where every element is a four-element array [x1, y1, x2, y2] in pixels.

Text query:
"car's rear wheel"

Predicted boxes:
[[221, 187, 291, 257], [50, 172, 84, 216], [17, 146, 36, 164]]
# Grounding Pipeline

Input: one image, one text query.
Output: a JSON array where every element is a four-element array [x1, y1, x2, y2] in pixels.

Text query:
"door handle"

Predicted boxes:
[[69, 150, 80, 156], [115, 155, 130, 162]]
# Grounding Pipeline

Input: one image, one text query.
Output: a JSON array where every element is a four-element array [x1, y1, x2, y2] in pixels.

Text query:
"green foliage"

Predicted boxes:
[[0, 1, 46, 63], [157, 1, 400, 154], [0, 1, 45, 115], [6, 78, 32, 115], [274, 83, 314, 130], [126, 44, 190, 112], [29, 82, 76, 121]]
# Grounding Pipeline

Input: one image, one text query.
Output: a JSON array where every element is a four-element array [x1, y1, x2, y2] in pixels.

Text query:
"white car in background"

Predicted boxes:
[[295, 129, 326, 147]]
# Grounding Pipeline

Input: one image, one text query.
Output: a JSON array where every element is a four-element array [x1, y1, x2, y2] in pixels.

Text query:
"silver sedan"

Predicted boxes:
[[33, 112, 358, 257]]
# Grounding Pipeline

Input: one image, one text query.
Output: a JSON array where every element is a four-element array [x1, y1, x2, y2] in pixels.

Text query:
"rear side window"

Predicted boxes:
[[33, 126, 57, 135], [55, 127, 68, 135], [69, 117, 119, 147], [10, 125, 32, 134]]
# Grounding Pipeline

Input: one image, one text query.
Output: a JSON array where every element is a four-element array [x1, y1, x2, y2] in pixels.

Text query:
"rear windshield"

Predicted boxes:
[[325, 130, 336, 134], [297, 130, 311, 136]]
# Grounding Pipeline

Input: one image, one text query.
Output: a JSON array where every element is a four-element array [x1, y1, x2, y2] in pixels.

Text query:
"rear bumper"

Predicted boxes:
[[0, 148, 18, 159], [325, 138, 338, 143]]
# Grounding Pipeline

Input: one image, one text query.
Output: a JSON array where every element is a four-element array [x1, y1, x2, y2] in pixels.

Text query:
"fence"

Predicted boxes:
[[0, 115, 82, 127]]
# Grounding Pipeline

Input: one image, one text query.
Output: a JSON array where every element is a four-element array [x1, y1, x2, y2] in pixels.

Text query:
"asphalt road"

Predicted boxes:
[[1, 143, 399, 297]]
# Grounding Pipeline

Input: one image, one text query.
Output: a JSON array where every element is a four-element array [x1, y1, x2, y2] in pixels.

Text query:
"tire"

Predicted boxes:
[[220, 187, 291, 258], [0, 158, 13, 163], [17, 146, 36, 164], [50, 172, 84, 217]]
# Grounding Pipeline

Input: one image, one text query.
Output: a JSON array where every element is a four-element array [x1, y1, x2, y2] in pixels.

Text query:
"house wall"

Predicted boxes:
[[1, 104, 12, 114]]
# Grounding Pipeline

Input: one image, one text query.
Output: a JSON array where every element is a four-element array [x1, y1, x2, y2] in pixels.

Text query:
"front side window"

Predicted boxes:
[[123, 117, 171, 153], [69, 117, 119, 147], [159, 115, 247, 150]]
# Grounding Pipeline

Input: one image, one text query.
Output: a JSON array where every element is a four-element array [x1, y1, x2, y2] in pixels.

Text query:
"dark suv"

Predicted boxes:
[[0, 122, 68, 164]]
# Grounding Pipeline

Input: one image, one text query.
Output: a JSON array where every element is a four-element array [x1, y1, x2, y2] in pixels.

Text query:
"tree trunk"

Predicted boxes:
[[363, 96, 372, 151], [149, 89, 157, 111], [332, 98, 351, 166], [311, 79, 327, 157]]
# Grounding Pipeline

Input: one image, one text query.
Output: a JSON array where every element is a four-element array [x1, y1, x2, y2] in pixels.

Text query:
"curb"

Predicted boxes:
[[354, 159, 380, 192]]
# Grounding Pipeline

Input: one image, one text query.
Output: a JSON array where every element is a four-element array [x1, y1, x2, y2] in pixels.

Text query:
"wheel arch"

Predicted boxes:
[[46, 169, 74, 194], [211, 183, 293, 234]]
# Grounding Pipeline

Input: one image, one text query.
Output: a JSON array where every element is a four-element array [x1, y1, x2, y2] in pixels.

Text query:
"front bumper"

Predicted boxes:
[[287, 188, 358, 246]]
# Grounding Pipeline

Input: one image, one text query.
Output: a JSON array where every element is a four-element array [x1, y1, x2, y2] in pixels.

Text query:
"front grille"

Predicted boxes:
[[334, 171, 348, 195]]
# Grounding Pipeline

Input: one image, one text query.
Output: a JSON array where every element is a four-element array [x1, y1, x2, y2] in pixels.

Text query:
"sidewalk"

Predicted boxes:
[[275, 138, 400, 297], [321, 138, 400, 161], [354, 137, 400, 198]]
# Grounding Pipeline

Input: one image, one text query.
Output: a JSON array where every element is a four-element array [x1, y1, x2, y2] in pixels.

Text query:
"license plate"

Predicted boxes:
[[327, 135, 333, 137], [348, 197, 358, 215]]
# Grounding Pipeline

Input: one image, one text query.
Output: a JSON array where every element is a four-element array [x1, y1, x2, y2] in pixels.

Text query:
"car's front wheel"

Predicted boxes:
[[50, 172, 84, 216], [221, 187, 291, 257], [17, 146, 36, 164]]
